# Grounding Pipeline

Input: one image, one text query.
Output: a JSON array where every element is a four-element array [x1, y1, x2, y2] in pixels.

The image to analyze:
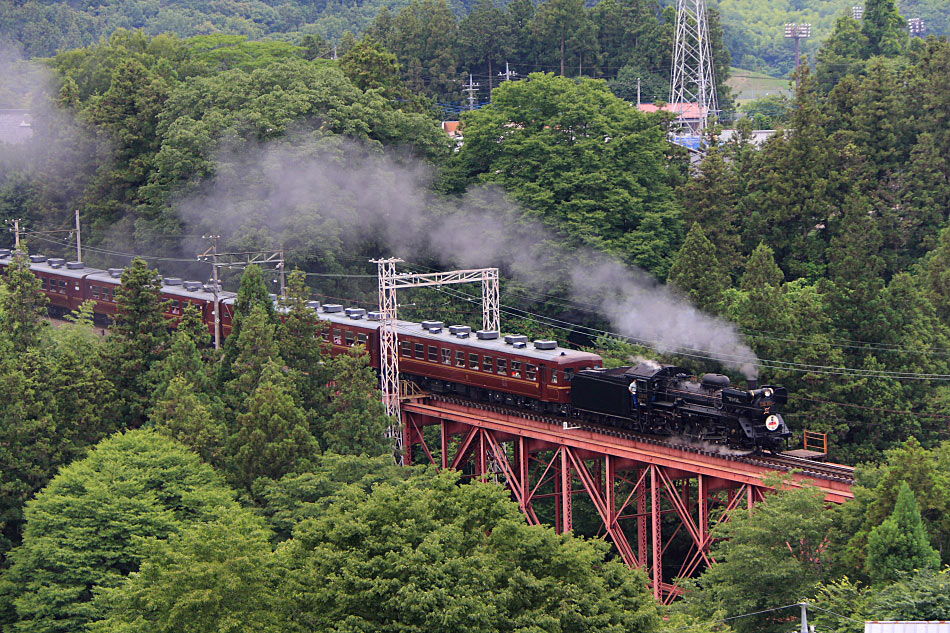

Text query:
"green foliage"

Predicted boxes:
[[278, 470, 662, 632], [88, 507, 284, 633], [0, 430, 238, 633], [867, 567, 950, 620], [106, 258, 171, 427], [0, 249, 48, 350], [865, 481, 941, 583], [668, 223, 727, 310], [687, 478, 834, 633], [321, 346, 390, 456], [150, 376, 227, 465], [455, 72, 683, 277]]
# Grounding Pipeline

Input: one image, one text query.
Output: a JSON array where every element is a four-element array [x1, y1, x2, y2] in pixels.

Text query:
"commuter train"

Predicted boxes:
[[0, 249, 790, 450]]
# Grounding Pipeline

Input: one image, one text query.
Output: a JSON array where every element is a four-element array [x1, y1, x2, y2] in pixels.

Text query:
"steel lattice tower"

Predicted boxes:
[[669, 0, 718, 132]]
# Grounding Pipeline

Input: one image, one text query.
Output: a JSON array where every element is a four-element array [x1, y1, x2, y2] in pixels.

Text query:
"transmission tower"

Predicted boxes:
[[669, 0, 718, 132]]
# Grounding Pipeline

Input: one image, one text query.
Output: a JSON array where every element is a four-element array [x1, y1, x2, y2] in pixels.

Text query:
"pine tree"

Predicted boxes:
[[681, 141, 743, 273], [148, 305, 214, 408], [321, 347, 390, 457], [225, 303, 281, 403], [278, 270, 329, 421], [218, 264, 276, 386], [923, 227, 950, 325], [150, 376, 226, 465], [865, 482, 940, 584], [861, 0, 908, 57], [900, 134, 950, 264], [226, 360, 318, 490], [0, 249, 48, 350], [668, 223, 726, 311], [106, 258, 170, 427]]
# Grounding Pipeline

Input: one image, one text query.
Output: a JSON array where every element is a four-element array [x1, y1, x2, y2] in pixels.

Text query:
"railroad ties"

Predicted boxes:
[[400, 393, 854, 603]]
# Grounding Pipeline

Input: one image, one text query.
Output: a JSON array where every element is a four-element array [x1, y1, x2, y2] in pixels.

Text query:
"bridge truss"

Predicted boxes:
[[400, 396, 853, 602]]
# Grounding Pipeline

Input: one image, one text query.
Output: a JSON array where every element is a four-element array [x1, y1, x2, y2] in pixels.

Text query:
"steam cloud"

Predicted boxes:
[[176, 131, 760, 379]]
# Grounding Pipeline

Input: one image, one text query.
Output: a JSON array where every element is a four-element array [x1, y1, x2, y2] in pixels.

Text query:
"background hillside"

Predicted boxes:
[[2, 0, 947, 75]]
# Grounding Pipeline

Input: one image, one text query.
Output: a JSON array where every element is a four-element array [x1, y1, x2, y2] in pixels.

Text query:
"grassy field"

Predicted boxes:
[[727, 68, 793, 103]]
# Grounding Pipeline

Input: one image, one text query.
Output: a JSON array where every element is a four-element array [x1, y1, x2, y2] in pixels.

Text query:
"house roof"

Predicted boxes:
[[637, 102, 708, 120], [442, 120, 462, 137]]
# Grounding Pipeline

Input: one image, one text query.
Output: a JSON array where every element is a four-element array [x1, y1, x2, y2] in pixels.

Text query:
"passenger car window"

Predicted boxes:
[[345, 331, 355, 346], [565, 368, 575, 382], [483, 356, 493, 372], [414, 343, 425, 359], [497, 359, 507, 375], [456, 351, 465, 367], [333, 328, 342, 344], [511, 361, 522, 378], [441, 348, 451, 365], [526, 364, 537, 381], [357, 333, 367, 345], [428, 345, 438, 362], [469, 353, 479, 370], [550, 367, 558, 384], [401, 341, 411, 357]]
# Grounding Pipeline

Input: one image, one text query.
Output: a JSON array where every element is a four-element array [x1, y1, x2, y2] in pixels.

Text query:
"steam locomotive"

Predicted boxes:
[[570, 363, 791, 451], [0, 249, 790, 451]]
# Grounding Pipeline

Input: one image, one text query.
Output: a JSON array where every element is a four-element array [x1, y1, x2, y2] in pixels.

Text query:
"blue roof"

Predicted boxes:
[[671, 135, 703, 151]]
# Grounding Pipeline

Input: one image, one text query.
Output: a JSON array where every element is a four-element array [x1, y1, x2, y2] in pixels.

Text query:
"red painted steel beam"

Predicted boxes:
[[403, 400, 853, 502]]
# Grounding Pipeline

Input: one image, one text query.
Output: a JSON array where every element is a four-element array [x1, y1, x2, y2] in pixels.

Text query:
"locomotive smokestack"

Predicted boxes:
[[747, 379, 758, 390]]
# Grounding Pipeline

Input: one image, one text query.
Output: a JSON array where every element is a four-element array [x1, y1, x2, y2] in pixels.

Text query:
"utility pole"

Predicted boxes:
[[332, 45, 337, 60], [498, 62, 517, 83], [12, 218, 20, 250], [800, 602, 809, 633], [637, 77, 641, 107], [74, 209, 81, 262], [465, 74, 480, 110], [278, 245, 286, 298], [201, 235, 222, 350]]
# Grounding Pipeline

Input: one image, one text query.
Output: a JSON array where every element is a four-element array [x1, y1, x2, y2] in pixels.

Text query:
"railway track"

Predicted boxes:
[[425, 393, 855, 485]]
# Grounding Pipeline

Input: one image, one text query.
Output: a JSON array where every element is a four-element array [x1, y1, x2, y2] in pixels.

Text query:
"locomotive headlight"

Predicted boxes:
[[763, 388, 773, 398], [765, 414, 781, 432]]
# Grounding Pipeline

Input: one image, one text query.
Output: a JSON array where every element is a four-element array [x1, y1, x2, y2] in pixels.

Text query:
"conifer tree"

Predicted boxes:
[[106, 257, 170, 427], [0, 249, 48, 350], [225, 303, 281, 403], [151, 376, 226, 465], [865, 482, 940, 584], [278, 270, 329, 421], [923, 227, 950, 325], [226, 360, 318, 490], [668, 223, 726, 311], [321, 347, 390, 457], [861, 0, 907, 57], [148, 304, 215, 407], [681, 141, 743, 272], [218, 264, 277, 386]]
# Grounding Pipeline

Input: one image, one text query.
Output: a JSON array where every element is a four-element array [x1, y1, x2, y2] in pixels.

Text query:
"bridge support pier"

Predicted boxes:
[[400, 399, 851, 602]]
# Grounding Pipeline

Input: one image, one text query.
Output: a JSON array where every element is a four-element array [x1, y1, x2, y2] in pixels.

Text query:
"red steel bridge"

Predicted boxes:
[[399, 393, 854, 603]]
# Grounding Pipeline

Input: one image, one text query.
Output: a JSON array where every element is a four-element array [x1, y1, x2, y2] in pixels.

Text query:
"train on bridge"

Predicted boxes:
[[0, 249, 791, 451]]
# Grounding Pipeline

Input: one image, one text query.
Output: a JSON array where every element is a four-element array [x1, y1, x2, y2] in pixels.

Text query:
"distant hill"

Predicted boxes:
[[727, 67, 791, 103]]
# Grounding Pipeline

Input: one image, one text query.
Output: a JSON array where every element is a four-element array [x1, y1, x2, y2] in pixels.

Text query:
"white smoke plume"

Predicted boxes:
[[175, 131, 760, 379]]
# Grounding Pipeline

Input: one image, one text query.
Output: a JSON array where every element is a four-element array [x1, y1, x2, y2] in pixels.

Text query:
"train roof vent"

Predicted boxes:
[[476, 330, 499, 340], [367, 311, 383, 321], [513, 341, 527, 349], [66, 261, 84, 269], [0, 248, 11, 258], [165, 277, 183, 286], [322, 304, 343, 313], [203, 284, 220, 293], [422, 320, 444, 330], [306, 300, 321, 311], [47, 258, 66, 268], [346, 307, 366, 320], [504, 334, 528, 345], [183, 281, 203, 291], [456, 332, 470, 339], [108, 267, 124, 278], [534, 340, 557, 350], [449, 325, 471, 335], [428, 326, 443, 333], [29, 254, 47, 263]]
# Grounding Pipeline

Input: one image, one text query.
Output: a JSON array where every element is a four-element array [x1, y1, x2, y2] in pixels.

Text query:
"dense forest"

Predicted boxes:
[[2, 0, 950, 627]]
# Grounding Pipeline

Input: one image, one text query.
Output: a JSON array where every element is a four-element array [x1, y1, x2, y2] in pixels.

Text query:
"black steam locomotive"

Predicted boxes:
[[570, 362, 791, 451]]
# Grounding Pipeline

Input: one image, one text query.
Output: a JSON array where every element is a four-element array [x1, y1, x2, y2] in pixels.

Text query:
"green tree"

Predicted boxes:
[[226, 360, 318, 490], [861, 0, 907, 57], [225, 303, 281, 402], [0, 430, 238, 633], [106, 258, 171, 427], [923, 227, 950, 325], [668, 223, 727, 310], [339, 36, 404, 98], [458, 0, 514, 93], [866, 481, 941, 584], [278, 270, 329, 421], [278, 471, 661, 632], [0, 249, 48, 350], [148, 304, 215, 407], [681, 143, 743, 273], [867, 568, 950, 620], [531, 0, 589, 77], [689, 478, 834, 633], [88, 507, 285, 633], [150, 376, 227, 465], [218, 264, 276, 386], [321, 346, 390, 456], [456, 72, 682, 277]]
